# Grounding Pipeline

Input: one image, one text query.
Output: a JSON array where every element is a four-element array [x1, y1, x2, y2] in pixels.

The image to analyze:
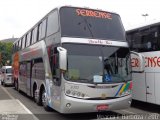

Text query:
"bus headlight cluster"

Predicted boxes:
[[65, 90, 89, 99]]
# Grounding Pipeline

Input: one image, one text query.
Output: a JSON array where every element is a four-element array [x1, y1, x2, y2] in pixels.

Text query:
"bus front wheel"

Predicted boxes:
[[42, 89, 52, 111]]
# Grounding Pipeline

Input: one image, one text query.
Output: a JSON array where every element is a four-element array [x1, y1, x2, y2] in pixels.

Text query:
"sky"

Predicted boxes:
[[0, 0, 160, 40]]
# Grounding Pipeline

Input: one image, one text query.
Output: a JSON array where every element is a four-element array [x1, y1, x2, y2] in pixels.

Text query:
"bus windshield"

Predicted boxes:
[[60, 7, 126, 41], [6, 68, 12, 73], [63, 44, 131, 84]]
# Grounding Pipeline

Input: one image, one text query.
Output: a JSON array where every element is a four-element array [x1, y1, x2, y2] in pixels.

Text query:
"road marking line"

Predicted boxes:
[[16, 99, 33, 114], [121, 110, 136, 114], [1, 86, 39, 120], [1, 86, 15, 99], [16, 100, 39, 120]]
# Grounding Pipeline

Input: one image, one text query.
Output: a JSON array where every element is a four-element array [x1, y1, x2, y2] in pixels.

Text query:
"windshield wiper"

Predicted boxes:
[[78, 16, 94, 38]]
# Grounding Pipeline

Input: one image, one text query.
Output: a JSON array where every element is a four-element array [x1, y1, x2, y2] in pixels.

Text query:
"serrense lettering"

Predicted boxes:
[[76, 9, 112, 19]]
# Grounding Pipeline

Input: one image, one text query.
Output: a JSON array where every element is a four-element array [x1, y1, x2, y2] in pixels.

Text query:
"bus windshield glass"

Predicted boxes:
[[63, 44, 131, 84], [60, 7, 126, 41], [6, 68, 12, 73]]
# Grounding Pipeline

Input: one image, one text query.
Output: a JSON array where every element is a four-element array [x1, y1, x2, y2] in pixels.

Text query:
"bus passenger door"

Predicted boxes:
[[49, 47, 61, 109], [19, 62, 27, 93], [146, 73, 156, 104], [131, 51, 146, 101], [132, 72, 146, 102]]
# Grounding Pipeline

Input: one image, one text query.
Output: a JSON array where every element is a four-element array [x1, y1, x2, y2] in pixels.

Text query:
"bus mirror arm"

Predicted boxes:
[[57, 47, 67, 71]]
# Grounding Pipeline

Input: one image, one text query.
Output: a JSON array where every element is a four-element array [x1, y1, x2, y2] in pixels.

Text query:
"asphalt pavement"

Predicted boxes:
[[0, 84, 38, 120], [0, 84, 160, 120]]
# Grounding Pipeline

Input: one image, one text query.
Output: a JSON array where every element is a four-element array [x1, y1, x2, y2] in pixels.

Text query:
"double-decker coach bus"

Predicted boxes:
[[126, 21, 160, 105], [12, 6, 133, 113]]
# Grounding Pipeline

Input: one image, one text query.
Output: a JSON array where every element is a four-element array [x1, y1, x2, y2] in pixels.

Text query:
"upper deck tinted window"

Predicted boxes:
[[60, 7, 126, 41], [47, 11, 59, 37]]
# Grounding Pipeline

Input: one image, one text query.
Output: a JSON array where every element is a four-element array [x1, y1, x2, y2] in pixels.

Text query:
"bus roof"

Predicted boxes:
[[126, 20, 160, 33], [13, 5, 120, 44]]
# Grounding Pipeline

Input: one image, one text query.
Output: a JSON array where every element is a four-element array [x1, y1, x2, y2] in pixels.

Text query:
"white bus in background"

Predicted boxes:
[[12, 6, 138, 113], [1, 66, 13, 86], [126, 21, 160, 105]]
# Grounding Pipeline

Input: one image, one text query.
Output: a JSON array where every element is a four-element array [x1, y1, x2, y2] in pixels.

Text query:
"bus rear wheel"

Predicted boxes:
[[34, 89, 42, 106]]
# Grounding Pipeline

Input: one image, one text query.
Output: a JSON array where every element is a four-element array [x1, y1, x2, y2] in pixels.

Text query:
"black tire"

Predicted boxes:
[[34, 89, 42, 106], [42, 89, 52, 111]]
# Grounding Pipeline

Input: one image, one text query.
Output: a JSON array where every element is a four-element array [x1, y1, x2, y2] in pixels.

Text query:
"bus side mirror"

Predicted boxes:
[[57, 47, 67, 71], [130, 51, 145, 73]]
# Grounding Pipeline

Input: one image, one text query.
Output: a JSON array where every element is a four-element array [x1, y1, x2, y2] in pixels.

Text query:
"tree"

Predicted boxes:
[[0, 42, 13, 67]]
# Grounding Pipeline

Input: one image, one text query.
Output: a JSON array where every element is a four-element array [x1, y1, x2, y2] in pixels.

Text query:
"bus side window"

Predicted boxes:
[[32, 27, 38, 44], [47, 10, 59, 37]]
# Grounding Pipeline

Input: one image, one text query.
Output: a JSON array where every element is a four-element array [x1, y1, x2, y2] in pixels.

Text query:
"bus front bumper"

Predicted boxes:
[[60, 95, 132, 113], [4, 78, 14, 85]]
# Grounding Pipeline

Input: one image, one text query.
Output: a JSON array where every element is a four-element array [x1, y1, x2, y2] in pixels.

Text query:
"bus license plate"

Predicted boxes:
[[96, 104, 108, 110]]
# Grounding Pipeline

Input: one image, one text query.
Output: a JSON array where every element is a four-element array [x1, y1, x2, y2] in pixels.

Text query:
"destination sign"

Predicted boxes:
[[76, 9, 112, 19]]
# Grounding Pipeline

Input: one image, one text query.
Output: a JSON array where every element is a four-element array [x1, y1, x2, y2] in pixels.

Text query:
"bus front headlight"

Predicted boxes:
[[65, 90, 89, 99]]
